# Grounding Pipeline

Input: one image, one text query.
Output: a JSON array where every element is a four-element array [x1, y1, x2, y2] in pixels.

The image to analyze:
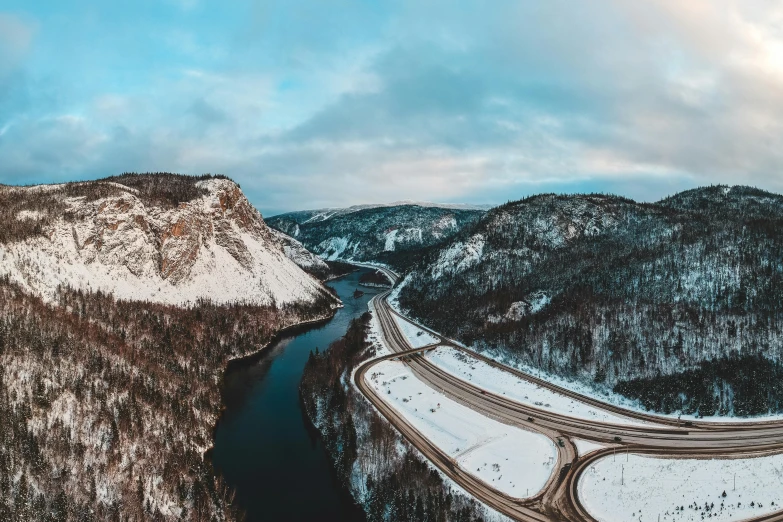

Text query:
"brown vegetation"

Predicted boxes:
[[0, 275, 334, 521]]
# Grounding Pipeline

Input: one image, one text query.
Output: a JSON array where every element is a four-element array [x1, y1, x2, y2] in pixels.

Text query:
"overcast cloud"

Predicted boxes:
[[2, 1, 783, 214]]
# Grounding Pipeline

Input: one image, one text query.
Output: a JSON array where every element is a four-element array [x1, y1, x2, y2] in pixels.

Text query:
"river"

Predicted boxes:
[[211, 268, 380, 522]]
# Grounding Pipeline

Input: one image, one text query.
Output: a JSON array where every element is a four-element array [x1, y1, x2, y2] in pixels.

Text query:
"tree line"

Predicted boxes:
[[300, 314, 491, 522]]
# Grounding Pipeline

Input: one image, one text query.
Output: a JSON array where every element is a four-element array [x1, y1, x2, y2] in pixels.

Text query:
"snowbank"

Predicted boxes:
[[426, 347, 648, 426], [392, 314, 439, 348], [365, 359, 557, 498], [573, 439, 606, 457]]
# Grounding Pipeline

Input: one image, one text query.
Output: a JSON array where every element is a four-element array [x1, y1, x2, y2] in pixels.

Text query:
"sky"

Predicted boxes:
[[2, 1, 783, 215]]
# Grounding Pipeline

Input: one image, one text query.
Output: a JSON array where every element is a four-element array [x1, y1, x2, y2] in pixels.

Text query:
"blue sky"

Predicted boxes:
[[2, 1, 783, 215]]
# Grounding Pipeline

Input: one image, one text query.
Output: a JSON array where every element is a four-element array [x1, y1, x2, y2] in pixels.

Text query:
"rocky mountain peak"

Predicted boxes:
[[0, 176, 335, 307]]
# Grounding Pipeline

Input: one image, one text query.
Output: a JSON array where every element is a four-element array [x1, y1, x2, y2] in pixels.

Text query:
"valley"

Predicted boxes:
[[3, 175, 783, 521]]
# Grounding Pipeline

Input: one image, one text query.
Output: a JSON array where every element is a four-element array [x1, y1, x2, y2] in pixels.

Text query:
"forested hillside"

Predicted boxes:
[[397, 186, 783, 416], [300, 314, 490, 522], [0, 173, 340, 520], [268, 204, 485, 270], [0, 272, 335, 521]]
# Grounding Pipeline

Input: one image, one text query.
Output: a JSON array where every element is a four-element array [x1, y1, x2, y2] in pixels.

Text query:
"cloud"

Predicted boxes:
[[188, 97, 230, 125], [5, 1, 783, 213], [0, 13, 36, 120], [0, 13, 35, 68]]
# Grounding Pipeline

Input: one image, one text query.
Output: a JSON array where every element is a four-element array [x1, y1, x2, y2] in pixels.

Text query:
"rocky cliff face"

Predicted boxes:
[[0, 176, 336, 307]]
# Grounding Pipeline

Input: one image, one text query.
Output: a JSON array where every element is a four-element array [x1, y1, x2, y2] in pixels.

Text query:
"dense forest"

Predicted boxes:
[[300, 314, 492, 522], [614, 354, 783, 416], [268, 205, 485, 271], [397, 186, 783, 415], [0, 275, 335, 521]]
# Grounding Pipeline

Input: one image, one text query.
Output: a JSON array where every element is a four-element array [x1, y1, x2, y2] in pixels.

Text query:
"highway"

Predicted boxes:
[[353, 268, 783, 521]]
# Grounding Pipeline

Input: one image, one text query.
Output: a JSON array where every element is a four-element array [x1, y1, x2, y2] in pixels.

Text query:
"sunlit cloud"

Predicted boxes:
[[3, 1, 783, 214]]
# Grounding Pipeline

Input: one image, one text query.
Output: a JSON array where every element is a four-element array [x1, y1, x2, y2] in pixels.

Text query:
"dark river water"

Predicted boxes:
[[211, 268, 380, 522]]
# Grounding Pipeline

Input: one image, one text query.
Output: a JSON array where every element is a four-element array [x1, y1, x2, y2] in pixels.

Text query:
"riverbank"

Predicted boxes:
[[299, 310, 495, 522], [210, 268, 381, 522]]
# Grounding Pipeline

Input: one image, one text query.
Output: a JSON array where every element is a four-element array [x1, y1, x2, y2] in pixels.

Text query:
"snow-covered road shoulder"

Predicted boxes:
[[365, 358, 557, 499], [392, 313, 439, 348], [426, 346, 649, 427]]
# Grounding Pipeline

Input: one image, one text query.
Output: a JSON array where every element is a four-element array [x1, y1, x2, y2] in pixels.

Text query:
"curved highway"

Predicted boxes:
[[354, 268, 783, 521]]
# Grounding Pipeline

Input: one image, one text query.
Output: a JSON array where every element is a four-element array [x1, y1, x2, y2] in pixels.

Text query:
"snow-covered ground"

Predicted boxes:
[[426, 346, 649, 426], [366, 297, 391, 358], [573, 439, 606, 457], [393, 314, 439, 348], [473, 349, 783, 424], [429, 233, 485, 280], [0, 179, 330, 307], [580, 453, 783, 522], [365, 358, 557, 498]]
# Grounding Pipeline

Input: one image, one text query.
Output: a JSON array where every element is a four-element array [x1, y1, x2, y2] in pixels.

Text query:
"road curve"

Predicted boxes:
[[353, 270, 783, 521]]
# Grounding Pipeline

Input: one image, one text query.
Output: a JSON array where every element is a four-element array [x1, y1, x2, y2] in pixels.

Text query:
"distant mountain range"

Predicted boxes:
[[267, 203, 486, 269], [269, 200, 491, 224]]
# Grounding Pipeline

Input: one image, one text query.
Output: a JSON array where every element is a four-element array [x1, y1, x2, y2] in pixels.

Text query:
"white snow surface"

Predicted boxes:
[[473, 350, 783, 424], [0, 179, 330, 307], [580, 453, 783, 522], [317, 236, 353, 260], [366, 358, 557, 498], [270, 228, 331, 274], [384, 229, 399, 251], [16, 210, 45, 221], [392, 314, 439, 348], [430, 233, 485, 280], [425, 347, 649, 426], [503, 292, 551, 321], [573, 439, 607, 457]]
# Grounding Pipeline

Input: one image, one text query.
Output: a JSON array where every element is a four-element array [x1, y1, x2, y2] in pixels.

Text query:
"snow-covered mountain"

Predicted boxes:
[[270, 227, 340, 280], [397, 187, 783, 415], [267, 203, 485, 269], [274, 200, 490, 226], [0, 175, 336, 307], [0, 173, 346, 521]]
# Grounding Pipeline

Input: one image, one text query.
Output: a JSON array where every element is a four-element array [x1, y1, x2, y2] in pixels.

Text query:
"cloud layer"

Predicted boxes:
[[2, 0, 783, 214]]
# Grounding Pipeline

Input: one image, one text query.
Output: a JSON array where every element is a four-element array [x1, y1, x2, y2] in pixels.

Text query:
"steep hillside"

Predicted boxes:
[[267, 203, 485, 269], [270, 228, 352, 281], [0, 174, 336, 307], [397, 186, 783, 415], [0, 174, 340, 520]]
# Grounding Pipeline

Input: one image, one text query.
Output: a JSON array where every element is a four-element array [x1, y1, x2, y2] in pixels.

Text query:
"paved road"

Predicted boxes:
[[353, 271, 783, 521]]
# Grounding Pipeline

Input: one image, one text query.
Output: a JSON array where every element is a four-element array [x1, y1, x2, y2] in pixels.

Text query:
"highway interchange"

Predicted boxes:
[[353, 267, 783, 522]]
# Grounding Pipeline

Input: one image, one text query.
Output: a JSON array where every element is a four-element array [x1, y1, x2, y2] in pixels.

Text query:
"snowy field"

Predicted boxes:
[[580, 453, 783, 522], [426, 347, 649, 427], [573, 439, 606, 456], [475, 349, 783, 424], [365, 358, 557, 498], [393, 314, 440, 348]]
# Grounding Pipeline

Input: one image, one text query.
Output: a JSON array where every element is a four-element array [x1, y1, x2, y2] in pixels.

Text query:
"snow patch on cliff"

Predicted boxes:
[[430, 234, 485, 280], [0, 178, 331, 307]]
